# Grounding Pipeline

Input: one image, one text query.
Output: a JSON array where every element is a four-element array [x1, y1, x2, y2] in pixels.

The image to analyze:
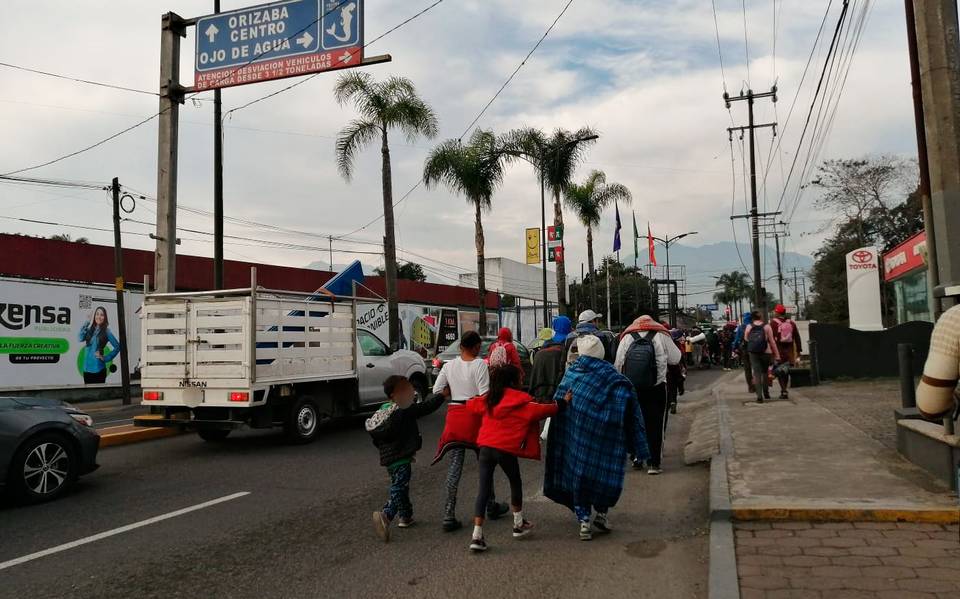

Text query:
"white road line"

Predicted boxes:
[[0, 491, 250, 571]]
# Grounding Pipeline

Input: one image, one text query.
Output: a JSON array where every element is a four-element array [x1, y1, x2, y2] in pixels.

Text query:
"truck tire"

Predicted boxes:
[[284, 396, 320, 444], [197, 429, 231, 442]]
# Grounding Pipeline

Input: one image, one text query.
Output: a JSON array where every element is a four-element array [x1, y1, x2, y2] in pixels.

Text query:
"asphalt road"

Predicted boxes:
[[0, 368, 725, 599]]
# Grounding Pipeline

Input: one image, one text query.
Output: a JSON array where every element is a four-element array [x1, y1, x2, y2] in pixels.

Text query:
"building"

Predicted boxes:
[[882, 231, 931, 324]]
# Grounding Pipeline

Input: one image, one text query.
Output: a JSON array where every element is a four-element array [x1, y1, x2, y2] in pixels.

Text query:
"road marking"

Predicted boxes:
[[0, 492, 250, 571]]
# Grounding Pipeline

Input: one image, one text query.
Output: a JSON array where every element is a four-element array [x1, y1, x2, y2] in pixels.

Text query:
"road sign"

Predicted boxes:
[[698, 303, 718, 311], [194, 0, 364, 91], [525, 228, 540, 265]]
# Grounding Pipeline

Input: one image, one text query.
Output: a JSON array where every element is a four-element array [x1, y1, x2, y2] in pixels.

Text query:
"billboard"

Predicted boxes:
[[0, 278, 142, 390], [356, 302, 447, 357], [845, 246, 883, 331]]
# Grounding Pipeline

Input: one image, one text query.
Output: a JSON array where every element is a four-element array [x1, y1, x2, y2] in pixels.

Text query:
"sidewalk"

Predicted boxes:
[[711, 373, 960, 598]]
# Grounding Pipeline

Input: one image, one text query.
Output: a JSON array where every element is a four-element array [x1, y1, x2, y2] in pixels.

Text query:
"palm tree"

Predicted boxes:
[[715, 271, 751, 316], [423, 129, 508, 330], [563, 170, 631, 307], [334, 73, 438, 349], [502, 127, 598, 315]]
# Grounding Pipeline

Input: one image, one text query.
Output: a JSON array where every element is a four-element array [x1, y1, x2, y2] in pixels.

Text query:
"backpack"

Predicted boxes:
[[746, 325, 768, 354], [488, 343, 509, 368], [777, 319, 794, 344], [622, 331, 658, 389]]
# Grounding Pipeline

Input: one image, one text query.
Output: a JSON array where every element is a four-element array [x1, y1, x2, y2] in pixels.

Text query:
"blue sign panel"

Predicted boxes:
[[194, 0, 363, 91]]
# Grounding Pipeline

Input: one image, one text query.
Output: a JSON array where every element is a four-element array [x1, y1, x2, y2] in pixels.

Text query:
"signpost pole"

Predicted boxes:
[[213, 0, 224, 290], [112, 178, 132, 406], [155, 12, 186, 293]]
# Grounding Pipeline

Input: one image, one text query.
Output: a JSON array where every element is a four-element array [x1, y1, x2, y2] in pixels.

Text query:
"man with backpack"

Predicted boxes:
[[743, 311, 781, 403], [732, 313, 754, 394], [770, 305, 802, 399], [615, 315, 683, 475], [564, 309, 615, 368]]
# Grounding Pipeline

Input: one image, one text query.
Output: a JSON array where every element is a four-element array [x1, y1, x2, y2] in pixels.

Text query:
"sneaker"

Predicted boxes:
[[512, 520, 534, 538], [647, 466, 663, 475], [372, 511, 390, 543], [486, 502, 510, 520], [442, 518, 462, 533], [669, 402, 678, 414], [397, 517, 415, 529], [632, 458, 645, 471], [593, 512, 611, 533], [579, 521, 593, 541], [469, 537, 488, 552]]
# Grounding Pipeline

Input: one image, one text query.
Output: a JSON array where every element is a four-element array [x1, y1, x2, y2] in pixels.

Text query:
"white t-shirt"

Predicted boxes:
[[432, 357, 490, 404], [615, 331, 682, 386]]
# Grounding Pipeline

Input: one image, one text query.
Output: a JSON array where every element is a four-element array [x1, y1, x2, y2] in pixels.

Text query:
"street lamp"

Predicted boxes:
[[537, 134, 599, 327], [651, 231, 698, 327]]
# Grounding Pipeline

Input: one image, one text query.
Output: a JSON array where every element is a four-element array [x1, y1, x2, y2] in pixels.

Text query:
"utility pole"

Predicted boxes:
[[793, 267, 801, 314], [606, 263, 612, 330], [155, 13, 186, 292], [913, 1, 960, 308], [213, 0, 224, 289], [328, 235, 334, 270], [726, 87, 778, 316], [111, 178, 132, 406]]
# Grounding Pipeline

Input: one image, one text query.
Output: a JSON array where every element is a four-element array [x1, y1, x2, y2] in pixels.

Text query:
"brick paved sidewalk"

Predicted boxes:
[[735, 521, 960, 598]]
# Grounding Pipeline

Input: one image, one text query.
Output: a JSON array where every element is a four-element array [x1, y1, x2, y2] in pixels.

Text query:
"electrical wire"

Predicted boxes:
[[741, 0, 751, 86], [0, 61, 177, 98], [711, 0, 729, 93]]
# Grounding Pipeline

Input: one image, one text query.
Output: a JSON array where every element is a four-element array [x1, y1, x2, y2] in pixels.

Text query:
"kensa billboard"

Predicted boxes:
[[194, 0, 364, 91], [0, 278, 142, 390]]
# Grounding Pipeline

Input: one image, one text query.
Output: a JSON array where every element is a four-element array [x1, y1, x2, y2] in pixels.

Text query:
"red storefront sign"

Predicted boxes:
[[882, 230, 926, 282]]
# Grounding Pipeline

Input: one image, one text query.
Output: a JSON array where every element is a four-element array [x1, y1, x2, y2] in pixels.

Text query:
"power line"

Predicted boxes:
[[711, 0, 729, 92], [741, 0, 751, 86], [0, 61, 179, 98]]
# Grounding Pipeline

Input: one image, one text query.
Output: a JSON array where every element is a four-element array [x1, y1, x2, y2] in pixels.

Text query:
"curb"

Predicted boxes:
[[98, 424, 180, 448], [708, 454, 740, 599]]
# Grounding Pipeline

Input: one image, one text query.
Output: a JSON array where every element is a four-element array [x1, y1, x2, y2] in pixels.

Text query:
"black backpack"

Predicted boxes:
[[746, 325, 768, 354], [623, 331, 658, 389]]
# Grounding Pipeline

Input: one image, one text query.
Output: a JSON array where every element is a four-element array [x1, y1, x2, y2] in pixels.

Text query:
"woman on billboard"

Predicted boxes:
[[78, 306, 120, 384]]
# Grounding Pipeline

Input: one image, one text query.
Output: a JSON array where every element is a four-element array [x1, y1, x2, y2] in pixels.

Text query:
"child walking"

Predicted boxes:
[[367, 375, 446, 542], [464, 364, 568, 552]]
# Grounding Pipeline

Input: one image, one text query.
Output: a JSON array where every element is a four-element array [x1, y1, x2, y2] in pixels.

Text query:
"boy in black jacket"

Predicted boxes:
[[367, 375, 447, 542]]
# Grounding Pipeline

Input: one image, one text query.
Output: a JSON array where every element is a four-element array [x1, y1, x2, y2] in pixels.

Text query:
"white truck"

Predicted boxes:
[[134, 276, 427, 443]]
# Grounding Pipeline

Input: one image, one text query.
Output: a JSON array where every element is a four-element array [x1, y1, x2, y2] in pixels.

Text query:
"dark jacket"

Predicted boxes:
[[564, 324, 617, 365], [368, 392, 445, 467], [528, 343, 565, 402]]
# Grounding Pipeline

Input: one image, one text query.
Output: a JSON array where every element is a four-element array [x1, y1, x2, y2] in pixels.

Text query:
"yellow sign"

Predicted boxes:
[[525, 228, 540, 264]]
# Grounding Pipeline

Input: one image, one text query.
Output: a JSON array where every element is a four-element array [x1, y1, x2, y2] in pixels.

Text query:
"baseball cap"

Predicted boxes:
[[774, 304, 786, 315], [578, 309, 602, 324]]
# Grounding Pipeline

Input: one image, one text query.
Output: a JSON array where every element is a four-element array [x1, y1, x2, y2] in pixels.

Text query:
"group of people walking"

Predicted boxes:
[[366, 307, 683, 551], [733, 305, 803, 402]]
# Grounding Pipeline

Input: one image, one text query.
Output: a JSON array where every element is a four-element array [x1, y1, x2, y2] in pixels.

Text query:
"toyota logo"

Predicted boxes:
[[852, 250, 873, 264]]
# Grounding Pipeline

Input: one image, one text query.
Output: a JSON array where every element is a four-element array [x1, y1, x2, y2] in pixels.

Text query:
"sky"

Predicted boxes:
[[0, 0, 918, 305]]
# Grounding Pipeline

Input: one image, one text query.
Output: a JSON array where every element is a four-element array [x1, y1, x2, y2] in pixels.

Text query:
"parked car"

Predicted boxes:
[[0, 397, 100, 504], [430, 336, 533, 386]]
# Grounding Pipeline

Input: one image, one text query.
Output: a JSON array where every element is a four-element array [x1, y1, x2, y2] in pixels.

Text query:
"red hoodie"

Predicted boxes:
[[487, 327, 522, 369], [466, 388, 557, 460]]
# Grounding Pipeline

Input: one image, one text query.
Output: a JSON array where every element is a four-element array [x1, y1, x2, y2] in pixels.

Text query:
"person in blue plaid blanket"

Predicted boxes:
[[543, 335, 651, 541]]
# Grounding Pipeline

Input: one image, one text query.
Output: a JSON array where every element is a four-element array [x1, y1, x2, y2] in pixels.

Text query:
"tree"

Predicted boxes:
[[502, 127, 598, 316], [374, 262, 426, 283], [715, 271, 751, 316], [334, 73, 438, 348], [423, 129, 508, 328], [563, 170, 632, 308], [810, 156, 917, 246], [570, 256, 655, 329], [49, 234, 88, 243]]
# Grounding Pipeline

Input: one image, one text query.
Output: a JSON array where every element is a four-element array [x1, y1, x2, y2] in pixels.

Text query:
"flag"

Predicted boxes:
[[632, 210, 639, 259], [613, 203, 622, 252], [647, 222, 657, 266]]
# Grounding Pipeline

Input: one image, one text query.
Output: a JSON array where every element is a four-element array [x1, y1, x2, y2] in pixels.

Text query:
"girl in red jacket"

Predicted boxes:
[[465, 364, 567, 552]]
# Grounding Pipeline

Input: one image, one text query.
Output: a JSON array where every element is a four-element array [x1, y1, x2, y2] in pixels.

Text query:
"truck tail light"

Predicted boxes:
[[229, 392, 249, 402], [143, 391, 163, 401], [432, 357, 441, 369]]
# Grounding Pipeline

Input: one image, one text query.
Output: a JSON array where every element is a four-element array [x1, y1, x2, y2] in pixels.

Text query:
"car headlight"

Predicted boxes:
[[70, 412, 94, 427]]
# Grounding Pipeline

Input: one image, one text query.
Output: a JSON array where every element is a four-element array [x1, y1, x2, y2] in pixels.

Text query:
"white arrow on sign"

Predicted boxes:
[[205, 24, 219, 43], [296, 32, 314, 48]]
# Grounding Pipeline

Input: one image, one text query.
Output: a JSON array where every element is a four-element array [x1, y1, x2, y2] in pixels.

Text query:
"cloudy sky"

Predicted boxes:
[[0, 0, 916, 303]]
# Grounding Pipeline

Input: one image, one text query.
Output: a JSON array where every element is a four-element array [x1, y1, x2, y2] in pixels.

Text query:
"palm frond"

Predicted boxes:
[[335, 118, 380, 180]]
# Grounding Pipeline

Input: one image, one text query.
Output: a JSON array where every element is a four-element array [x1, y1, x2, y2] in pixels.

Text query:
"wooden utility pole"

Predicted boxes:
[[111, 178, 132, 405], [155, 13, 186, 292], [725, 87, 778, 316]]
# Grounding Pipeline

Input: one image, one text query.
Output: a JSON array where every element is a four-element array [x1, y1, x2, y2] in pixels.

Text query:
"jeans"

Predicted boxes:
[[637, 383, 668, 468], [742, 349, 754, 391], [382, 462, 412, 521], [750, 353, 772, 402], [474, 447, 522, 519]]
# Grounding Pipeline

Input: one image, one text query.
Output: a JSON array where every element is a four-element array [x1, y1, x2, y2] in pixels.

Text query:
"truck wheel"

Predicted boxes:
[[284, 396, 320, 444], [197, 429, 231, 442]]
